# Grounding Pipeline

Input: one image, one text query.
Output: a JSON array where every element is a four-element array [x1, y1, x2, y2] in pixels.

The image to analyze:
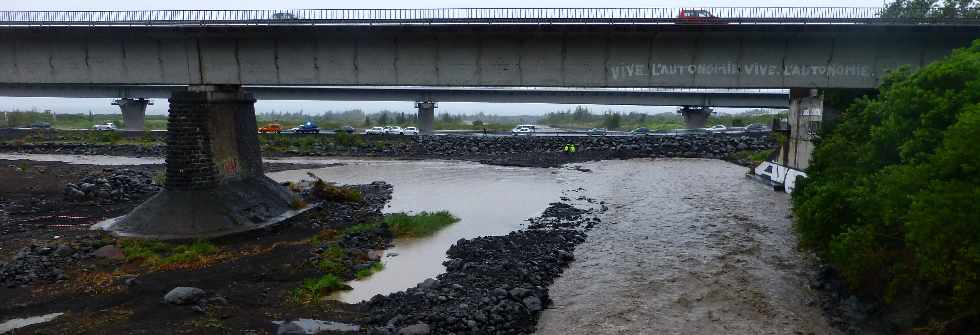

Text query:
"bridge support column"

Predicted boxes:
[[416, 100, 437, 135], [112, 98, 152, 131], [778, 88, 824, 171], [678, 106, 713, 129], [98, 85, 295, 239]]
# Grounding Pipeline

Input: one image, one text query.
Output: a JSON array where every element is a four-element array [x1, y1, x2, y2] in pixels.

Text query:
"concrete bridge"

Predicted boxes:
[[2, 8, 975, 238]]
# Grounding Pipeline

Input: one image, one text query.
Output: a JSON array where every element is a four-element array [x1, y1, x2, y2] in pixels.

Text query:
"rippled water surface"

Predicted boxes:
[[535, 159, 837, 334]]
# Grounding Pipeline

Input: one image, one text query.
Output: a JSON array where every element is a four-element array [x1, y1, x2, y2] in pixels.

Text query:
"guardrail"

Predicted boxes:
[[0, 7, 977, 27]]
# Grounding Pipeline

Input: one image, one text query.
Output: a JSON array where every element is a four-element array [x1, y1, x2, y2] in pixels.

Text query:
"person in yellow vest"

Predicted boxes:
[[562, 143, 577, 154]]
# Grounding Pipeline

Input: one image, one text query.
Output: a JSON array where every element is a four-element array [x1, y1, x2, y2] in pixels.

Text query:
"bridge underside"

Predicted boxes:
[[0, 84, 789, 108]]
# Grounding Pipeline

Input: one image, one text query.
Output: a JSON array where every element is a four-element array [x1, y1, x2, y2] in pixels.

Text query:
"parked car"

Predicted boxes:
[[93, 122, 117, 131], [30, 122, 52, 129], [514, 124, 538, 132], [587, 128, 608, 136], [744, 123, 770, 133], [258, 123, 283, 133], [385, 126, 404, 135], [676, 9, 726, 24], [293, 121, 320, 134], [365, 126, 386, 135], [340, 125, 356, 134], [705, 125, 728, 132], [403, 127, 419, 135], [512, 127, 534, 136], [631, 127, 651, 135]]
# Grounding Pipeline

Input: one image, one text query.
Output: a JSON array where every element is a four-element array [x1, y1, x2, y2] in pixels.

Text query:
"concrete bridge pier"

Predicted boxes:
[[678, 106, 713, 129], [112, 98, 153, 131], [98, 85, 295, 239], [416, 100, 437, 135]]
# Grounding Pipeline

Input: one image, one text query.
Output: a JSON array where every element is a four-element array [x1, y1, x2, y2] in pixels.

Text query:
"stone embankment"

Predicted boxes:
[[363, 200, 604, 334], [1, 133, 774, 167]]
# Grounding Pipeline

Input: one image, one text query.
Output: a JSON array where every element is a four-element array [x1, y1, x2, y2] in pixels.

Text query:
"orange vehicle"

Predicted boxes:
[[258, 123, 283, 133]]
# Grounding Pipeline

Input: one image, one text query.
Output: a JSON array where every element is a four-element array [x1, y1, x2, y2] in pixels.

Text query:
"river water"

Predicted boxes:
[[4, 153, 834, 332], [270, 157, 834, 335], [267, 158, 569, 303], [535, 159, 837, 334]]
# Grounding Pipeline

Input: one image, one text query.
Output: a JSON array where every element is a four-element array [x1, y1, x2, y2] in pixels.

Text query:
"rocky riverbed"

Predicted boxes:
[[362, 200, 604, 335]]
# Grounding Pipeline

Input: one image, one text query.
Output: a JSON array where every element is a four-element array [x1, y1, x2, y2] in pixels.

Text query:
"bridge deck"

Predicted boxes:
[[1, 7, 978, 27]]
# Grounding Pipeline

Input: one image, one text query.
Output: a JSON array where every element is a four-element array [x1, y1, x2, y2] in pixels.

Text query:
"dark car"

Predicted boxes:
[[745, 123, 770, 133], [341, 125, 356, 134], [676, 9, 726, 24], [30, 122, 52, 129], [271, 12, 297, 20], [631, 127, 651, 135], [293, 121, 320, 134]]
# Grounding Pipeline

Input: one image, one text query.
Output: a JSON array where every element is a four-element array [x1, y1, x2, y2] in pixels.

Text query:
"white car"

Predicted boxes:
[[403, 127, 419, 135], [385, 126, 404, 135], [365, 126, 385, 135], [705, 125, 728, 132], [512, 127, 534, 136], [93, 122, 116, 131]]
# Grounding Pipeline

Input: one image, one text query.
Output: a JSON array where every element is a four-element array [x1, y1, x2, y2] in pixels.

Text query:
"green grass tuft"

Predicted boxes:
[[342, 222, 381, 237], [385, 211, 460, 238], [355, 261, 385, 279], [317, 244, 348, 276], [119, 239, 218, 267], [291, 274, 352, 304]]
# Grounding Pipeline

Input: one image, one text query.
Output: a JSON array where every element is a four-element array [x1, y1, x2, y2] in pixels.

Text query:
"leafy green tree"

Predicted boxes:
[[602, 113, 622, 130], [882, 0, 980, 18], [793, 39, 980, 328]]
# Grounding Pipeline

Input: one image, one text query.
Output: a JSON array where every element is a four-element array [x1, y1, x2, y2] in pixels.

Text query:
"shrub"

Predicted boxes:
[[792, 39, 980, 326], [385, 211, 460, 238]]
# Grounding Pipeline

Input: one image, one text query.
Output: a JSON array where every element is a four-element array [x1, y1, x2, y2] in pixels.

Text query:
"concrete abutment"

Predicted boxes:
[[98, 85, 296, 240]]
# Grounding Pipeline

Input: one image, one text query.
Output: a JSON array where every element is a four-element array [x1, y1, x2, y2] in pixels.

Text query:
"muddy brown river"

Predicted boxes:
[[270, 157, 835, 334], [2, 154, 835, 333]]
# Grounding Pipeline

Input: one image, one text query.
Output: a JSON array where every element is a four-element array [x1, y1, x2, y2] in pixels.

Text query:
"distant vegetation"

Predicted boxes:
[[538, 106, 784, 130], [793, 40, 980, 332], [1, 110, 167, 130], [881, 0, 979, 18]]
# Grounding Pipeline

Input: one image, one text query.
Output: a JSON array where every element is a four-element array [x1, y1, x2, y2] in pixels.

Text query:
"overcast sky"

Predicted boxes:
[[1, 0, 886, 116]]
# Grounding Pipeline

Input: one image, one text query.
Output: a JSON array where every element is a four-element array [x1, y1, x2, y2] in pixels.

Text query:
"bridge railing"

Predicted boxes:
[[0, 7, 977, 26]]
